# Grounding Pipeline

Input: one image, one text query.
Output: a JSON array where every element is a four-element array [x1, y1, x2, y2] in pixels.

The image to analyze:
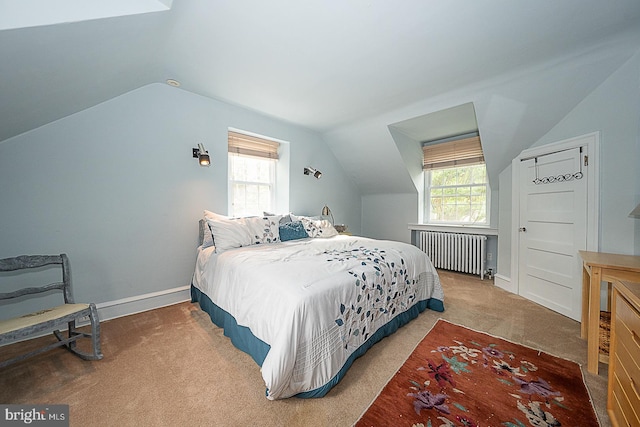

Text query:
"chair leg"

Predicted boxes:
[[53, 320, 81, 350], [88, 303, 103, 360], [68, 320, 77, 350], [53, 306, 103, 361]]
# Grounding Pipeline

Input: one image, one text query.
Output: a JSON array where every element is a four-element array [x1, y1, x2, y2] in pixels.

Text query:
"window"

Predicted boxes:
[[425, 164, 488, 224], [228, 131, 279, 217], [228, 155, 275, 217], [422, 133, 489, 225]]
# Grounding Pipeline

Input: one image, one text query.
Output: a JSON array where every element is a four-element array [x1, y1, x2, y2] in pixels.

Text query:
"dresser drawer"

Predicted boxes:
[[611, 291, 640, 427], [613, 347, 640, 424], [616, 320, 640, 376], [616, 293, 640, 351], [611, 374, 640, 427]]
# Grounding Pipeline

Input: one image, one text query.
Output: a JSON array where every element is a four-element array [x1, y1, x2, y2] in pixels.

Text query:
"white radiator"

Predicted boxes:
[[418, 231, 487, 279]]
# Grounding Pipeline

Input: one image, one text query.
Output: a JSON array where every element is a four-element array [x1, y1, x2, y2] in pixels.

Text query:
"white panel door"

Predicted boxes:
[[518, 147, 587, 321]]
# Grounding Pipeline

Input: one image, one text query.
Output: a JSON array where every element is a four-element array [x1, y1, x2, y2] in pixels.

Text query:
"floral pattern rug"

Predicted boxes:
[[355, 319, 599, 427]]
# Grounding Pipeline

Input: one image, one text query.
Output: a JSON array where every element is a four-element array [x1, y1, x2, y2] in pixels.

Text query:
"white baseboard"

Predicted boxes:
[[494, 274, 515, 293], [96, 285, 192, 322]]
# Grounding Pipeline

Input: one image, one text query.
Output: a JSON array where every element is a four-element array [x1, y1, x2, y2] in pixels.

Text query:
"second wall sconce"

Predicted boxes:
[[193, 143, 210, 167], [304, 166, 322, 179]]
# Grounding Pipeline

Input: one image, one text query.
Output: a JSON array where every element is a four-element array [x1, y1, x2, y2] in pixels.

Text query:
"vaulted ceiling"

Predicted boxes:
[[2, 0, 640, 193]]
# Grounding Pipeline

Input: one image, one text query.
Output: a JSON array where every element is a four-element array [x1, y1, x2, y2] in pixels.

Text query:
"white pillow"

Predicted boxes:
[[206, 217, 253, 252], [204, 210, 229, 221], [201, 211, 227, 248], [300, 217, 338, 238], [202, 210, 229, 248], [201, 224, 214, 248]]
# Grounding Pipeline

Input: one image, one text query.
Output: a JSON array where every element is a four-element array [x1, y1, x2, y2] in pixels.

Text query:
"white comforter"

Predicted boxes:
[[192, 235, 443, 399]]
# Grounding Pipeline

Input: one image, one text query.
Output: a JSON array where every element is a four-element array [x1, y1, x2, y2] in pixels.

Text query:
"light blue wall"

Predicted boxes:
[[0, 83, 361, 314], [496, 165, 512, 277], [387, 127, 424, 223], [361, 193, 417, 243], [531, 51, 640, 255]]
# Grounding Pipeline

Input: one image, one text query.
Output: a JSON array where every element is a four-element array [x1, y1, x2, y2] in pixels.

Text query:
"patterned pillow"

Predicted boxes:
[[205, 214, 282, 252], [247, 216, 281, 245], [279, 221, 309, 242], [300, 217, 338, 238], [264, 212, 293, 225]]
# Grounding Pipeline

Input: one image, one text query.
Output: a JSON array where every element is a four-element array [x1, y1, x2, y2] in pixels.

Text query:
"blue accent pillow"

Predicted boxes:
[[279, 221, 309, 242]]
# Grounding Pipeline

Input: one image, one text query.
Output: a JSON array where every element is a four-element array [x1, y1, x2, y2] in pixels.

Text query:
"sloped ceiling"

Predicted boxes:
[[2, 0, 640, 194], [0, 11, 170, 143], [390, 103, 479, 144]]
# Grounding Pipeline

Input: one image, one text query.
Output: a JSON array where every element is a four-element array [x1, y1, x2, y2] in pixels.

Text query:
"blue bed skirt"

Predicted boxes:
[[190, 284, 444, 398]]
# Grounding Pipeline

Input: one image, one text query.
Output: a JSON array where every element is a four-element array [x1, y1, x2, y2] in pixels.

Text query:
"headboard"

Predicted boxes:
[[198, 219, 206, 246]]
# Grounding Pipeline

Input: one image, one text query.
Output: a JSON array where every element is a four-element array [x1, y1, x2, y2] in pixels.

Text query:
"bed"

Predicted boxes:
[[191, 213, 444, 400]]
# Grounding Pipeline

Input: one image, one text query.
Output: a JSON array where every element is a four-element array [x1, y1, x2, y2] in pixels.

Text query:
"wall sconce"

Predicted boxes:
[[192, 143, 210, 167], [304, 167, 322, 179]]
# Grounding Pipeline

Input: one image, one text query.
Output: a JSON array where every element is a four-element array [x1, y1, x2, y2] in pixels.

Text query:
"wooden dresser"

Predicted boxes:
[[608, 280, 640, 427]]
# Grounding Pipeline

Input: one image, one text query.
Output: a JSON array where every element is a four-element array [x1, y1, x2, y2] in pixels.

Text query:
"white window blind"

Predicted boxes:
[[422, 135, 484, 170], [228, 131, 279, 160]]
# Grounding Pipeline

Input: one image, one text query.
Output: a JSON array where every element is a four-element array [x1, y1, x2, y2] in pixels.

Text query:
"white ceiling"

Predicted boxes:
[[0, 0, 172, 30], [2, 0, 640, 193], [160, 0, 640, 132]]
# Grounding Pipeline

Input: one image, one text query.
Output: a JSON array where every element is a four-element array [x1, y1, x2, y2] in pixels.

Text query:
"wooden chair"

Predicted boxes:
[[0, 254, 103, 367]]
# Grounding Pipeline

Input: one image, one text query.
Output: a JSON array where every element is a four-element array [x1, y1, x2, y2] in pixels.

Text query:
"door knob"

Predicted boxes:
[[519, 227, 527, 232]]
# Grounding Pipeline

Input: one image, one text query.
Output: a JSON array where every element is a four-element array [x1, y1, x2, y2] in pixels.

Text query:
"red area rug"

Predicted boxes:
[[356, 319, 599, 427]]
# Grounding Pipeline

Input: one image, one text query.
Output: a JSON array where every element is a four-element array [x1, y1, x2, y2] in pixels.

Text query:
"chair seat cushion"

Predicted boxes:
[[0, 303, 90, 335]]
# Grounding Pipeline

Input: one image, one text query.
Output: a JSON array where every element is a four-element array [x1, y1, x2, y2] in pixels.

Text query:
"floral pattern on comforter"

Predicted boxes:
[[326, 246, 419, 351]]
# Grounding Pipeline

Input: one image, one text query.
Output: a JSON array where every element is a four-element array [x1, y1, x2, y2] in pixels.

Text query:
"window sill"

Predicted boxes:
[[408, 223, 498, 236]]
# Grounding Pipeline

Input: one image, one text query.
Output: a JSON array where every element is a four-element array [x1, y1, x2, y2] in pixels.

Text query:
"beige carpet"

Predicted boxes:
[[0, 271, 610, 427]]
